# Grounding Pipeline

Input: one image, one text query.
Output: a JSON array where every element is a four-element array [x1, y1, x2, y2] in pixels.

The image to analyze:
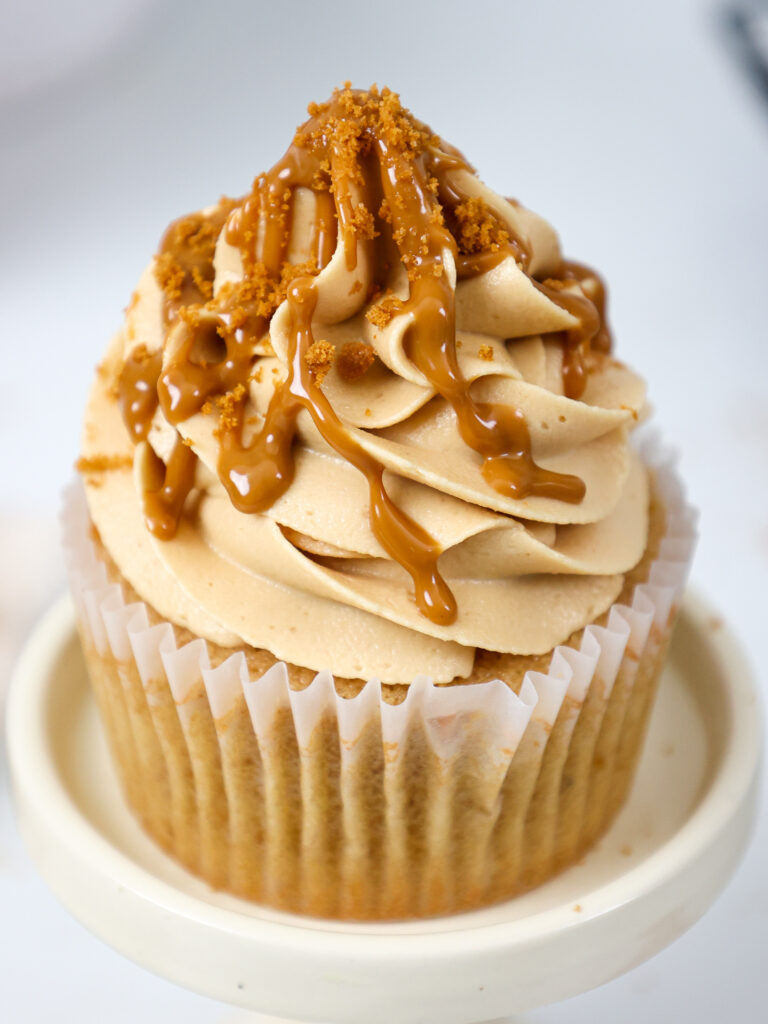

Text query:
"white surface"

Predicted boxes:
[[1, 0, 767, 1021], [0, 0, 159, 103], [6, 593, 761, 1023]]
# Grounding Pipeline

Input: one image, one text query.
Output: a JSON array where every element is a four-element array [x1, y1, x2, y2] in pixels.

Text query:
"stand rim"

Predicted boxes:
[[5, 590, 763, 1020]]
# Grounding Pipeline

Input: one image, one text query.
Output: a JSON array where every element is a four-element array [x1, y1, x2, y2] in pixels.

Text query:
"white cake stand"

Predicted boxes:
[[5, 592, 762, 1024]]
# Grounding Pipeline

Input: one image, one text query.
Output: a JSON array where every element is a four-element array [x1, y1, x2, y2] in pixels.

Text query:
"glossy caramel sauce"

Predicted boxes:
[[117, 86, 611, 626]]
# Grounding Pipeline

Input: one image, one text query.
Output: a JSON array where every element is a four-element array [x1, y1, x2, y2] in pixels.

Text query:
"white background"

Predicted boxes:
[[1, 0, 767, 1020]]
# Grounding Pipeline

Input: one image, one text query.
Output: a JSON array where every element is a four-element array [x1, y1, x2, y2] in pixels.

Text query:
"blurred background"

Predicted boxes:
[[1, 0, 766, 1020]]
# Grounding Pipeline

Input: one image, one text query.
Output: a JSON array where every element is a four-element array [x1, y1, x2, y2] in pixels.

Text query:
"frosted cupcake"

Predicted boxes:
[[68, 85, 696, 919]]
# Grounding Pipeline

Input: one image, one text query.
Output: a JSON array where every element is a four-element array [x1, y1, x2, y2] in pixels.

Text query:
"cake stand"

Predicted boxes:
[[5, 591, 763, 1024]]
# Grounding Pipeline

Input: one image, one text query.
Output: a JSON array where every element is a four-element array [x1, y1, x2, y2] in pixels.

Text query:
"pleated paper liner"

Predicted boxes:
[[62, 435, 697, 920]]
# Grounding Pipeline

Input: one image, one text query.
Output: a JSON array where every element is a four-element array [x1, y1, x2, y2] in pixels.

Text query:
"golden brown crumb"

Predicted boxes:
[[365, 293, 404, 329], [214, 383, 247, 437], [154, 251, 185, 303], [127, 343, 155, 365], [153, 204, 236, 313], [349, 202, 378, 240], [173, 213, 219, 253], [181, 436, 194, 447], [478, 344, 494, 361], [295, 85, 436, 195], [304, 339, 336, 384], [191, 266, 213, 300], [210, 257, 319, 348], [280, 257, 319, 290], [76, 454, 133, 475], [448, 196, 510, 255], [312, 160, 332, 191], [337, 342, 376, 382], [178, 304, 203, 327]]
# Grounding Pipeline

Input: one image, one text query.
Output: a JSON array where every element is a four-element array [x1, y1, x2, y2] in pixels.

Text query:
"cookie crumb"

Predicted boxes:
[[447, 195, 510, 255], [337, 342, 376, 382], [214, 383, 247, 436], [365, 293, 403, 329], [304, 339, 336, 384], [76, 454, 133, 475]]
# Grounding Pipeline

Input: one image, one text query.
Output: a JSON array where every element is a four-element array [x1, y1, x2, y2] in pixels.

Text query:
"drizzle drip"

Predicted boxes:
[[141, 438, 198, 540], [535, 261, 612, 400], [117, 86, 610, 625], [219, 278, 456, 623], [377, 136, 584, 503], [118, 347, 162, 442], [119, 204, 236, 537]]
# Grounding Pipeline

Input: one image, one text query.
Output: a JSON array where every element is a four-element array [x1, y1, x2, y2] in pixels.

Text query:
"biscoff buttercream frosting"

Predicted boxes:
[[80, 85, 648, 682]]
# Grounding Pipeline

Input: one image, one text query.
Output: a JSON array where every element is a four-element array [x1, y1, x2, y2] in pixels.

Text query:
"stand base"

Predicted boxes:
[[6, 592, 762, 1024]]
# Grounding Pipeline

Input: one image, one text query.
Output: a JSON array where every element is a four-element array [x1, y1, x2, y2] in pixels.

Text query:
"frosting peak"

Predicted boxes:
[[81, 85, 648, 682]]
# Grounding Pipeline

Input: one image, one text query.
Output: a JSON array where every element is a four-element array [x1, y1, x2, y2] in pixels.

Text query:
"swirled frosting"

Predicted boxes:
[[80, 86, 648, 683]]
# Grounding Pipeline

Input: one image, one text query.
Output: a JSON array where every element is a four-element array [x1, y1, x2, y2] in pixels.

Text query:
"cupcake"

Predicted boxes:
[[68, 85, 696, 919]]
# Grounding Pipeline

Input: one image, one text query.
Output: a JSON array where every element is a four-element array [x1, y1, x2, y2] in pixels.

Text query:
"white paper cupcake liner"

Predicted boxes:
[[61, 430, 697, 917]]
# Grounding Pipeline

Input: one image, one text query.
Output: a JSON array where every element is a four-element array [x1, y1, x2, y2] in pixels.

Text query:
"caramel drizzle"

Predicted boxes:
[[118, 348, 162, 443], [141, 437, 198, 540], [118, 205, 237, 535], [118, 87, 610, 627], [385, 142, 586, 504], [535, 261, 611, 400], [218, 279, 456, 623]]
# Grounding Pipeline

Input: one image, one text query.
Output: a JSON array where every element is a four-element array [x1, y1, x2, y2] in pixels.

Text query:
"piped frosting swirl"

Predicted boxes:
[[80, 85, 648, 682]]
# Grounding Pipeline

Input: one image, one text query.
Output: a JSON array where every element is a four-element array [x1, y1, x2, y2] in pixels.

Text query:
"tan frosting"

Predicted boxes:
[[80, 88, 648, 683]]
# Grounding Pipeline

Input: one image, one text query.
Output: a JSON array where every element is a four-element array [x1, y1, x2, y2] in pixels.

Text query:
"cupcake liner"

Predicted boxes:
[[62, 433, 697, 919]]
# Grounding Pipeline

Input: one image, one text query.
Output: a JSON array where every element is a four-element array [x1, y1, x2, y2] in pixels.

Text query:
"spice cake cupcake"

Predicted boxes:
[[67, 85, 696, 919]]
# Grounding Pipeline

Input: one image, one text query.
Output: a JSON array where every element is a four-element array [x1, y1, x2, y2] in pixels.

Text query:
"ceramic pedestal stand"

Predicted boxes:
[[6, 592, 762, 1024]]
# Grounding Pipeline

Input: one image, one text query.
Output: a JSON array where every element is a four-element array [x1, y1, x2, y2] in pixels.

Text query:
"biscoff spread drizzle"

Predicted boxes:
[[118, 85, 611, 626]]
